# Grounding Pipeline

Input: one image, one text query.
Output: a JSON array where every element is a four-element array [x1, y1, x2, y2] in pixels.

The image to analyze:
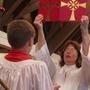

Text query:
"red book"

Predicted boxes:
[[39, 0, 87, 21]]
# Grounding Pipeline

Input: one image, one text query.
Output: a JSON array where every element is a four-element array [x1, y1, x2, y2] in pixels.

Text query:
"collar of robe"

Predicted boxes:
[[5, 49, 32, 62], [63, 64, 76, 73]]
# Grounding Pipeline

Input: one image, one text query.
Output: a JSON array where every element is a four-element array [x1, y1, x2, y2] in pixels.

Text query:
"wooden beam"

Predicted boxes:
[[15, 0, 39, 19], [2, 0, 24, 26], [46, 22, 62, 41], [47, 22, 80, 54]]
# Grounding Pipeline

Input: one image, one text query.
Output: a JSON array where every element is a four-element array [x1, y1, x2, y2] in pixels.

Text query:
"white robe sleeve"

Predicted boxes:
[[53, 66, 62, 85], [30, 43, 56, 79], [81, 46, 90, 85]]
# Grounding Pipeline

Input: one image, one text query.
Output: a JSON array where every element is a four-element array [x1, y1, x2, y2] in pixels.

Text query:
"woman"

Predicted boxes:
[[53, 16, 90, 90]]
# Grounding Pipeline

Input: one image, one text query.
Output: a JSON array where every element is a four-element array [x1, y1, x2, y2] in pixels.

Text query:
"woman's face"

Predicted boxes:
[[64, 44, 78, 65]]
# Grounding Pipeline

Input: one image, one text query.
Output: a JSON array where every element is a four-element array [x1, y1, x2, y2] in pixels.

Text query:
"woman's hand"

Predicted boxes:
[[34, 14, 43, 30], [80, 15, 89, 33], [54, 83, 60, 90]]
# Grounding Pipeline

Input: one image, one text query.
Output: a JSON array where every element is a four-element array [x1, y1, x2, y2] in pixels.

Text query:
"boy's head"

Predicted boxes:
[[7, 20, 35, 49]]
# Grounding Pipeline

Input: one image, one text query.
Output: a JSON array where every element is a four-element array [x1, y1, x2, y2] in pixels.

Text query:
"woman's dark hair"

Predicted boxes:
[[60, 40, 82, 68]]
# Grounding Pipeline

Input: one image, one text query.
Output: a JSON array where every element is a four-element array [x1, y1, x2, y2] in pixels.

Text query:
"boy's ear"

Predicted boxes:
[[28, 38, 33, 46]]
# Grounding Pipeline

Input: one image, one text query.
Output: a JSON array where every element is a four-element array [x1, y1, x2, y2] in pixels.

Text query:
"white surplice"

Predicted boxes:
[[0, 57, 53, 90], [0, 43, 55, 90], [30, 43, 56, 79], [53, 52, 90, 90]]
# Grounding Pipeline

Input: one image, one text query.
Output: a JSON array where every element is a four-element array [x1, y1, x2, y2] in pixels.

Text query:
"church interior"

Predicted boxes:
[[0, 0, 90, 90]]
